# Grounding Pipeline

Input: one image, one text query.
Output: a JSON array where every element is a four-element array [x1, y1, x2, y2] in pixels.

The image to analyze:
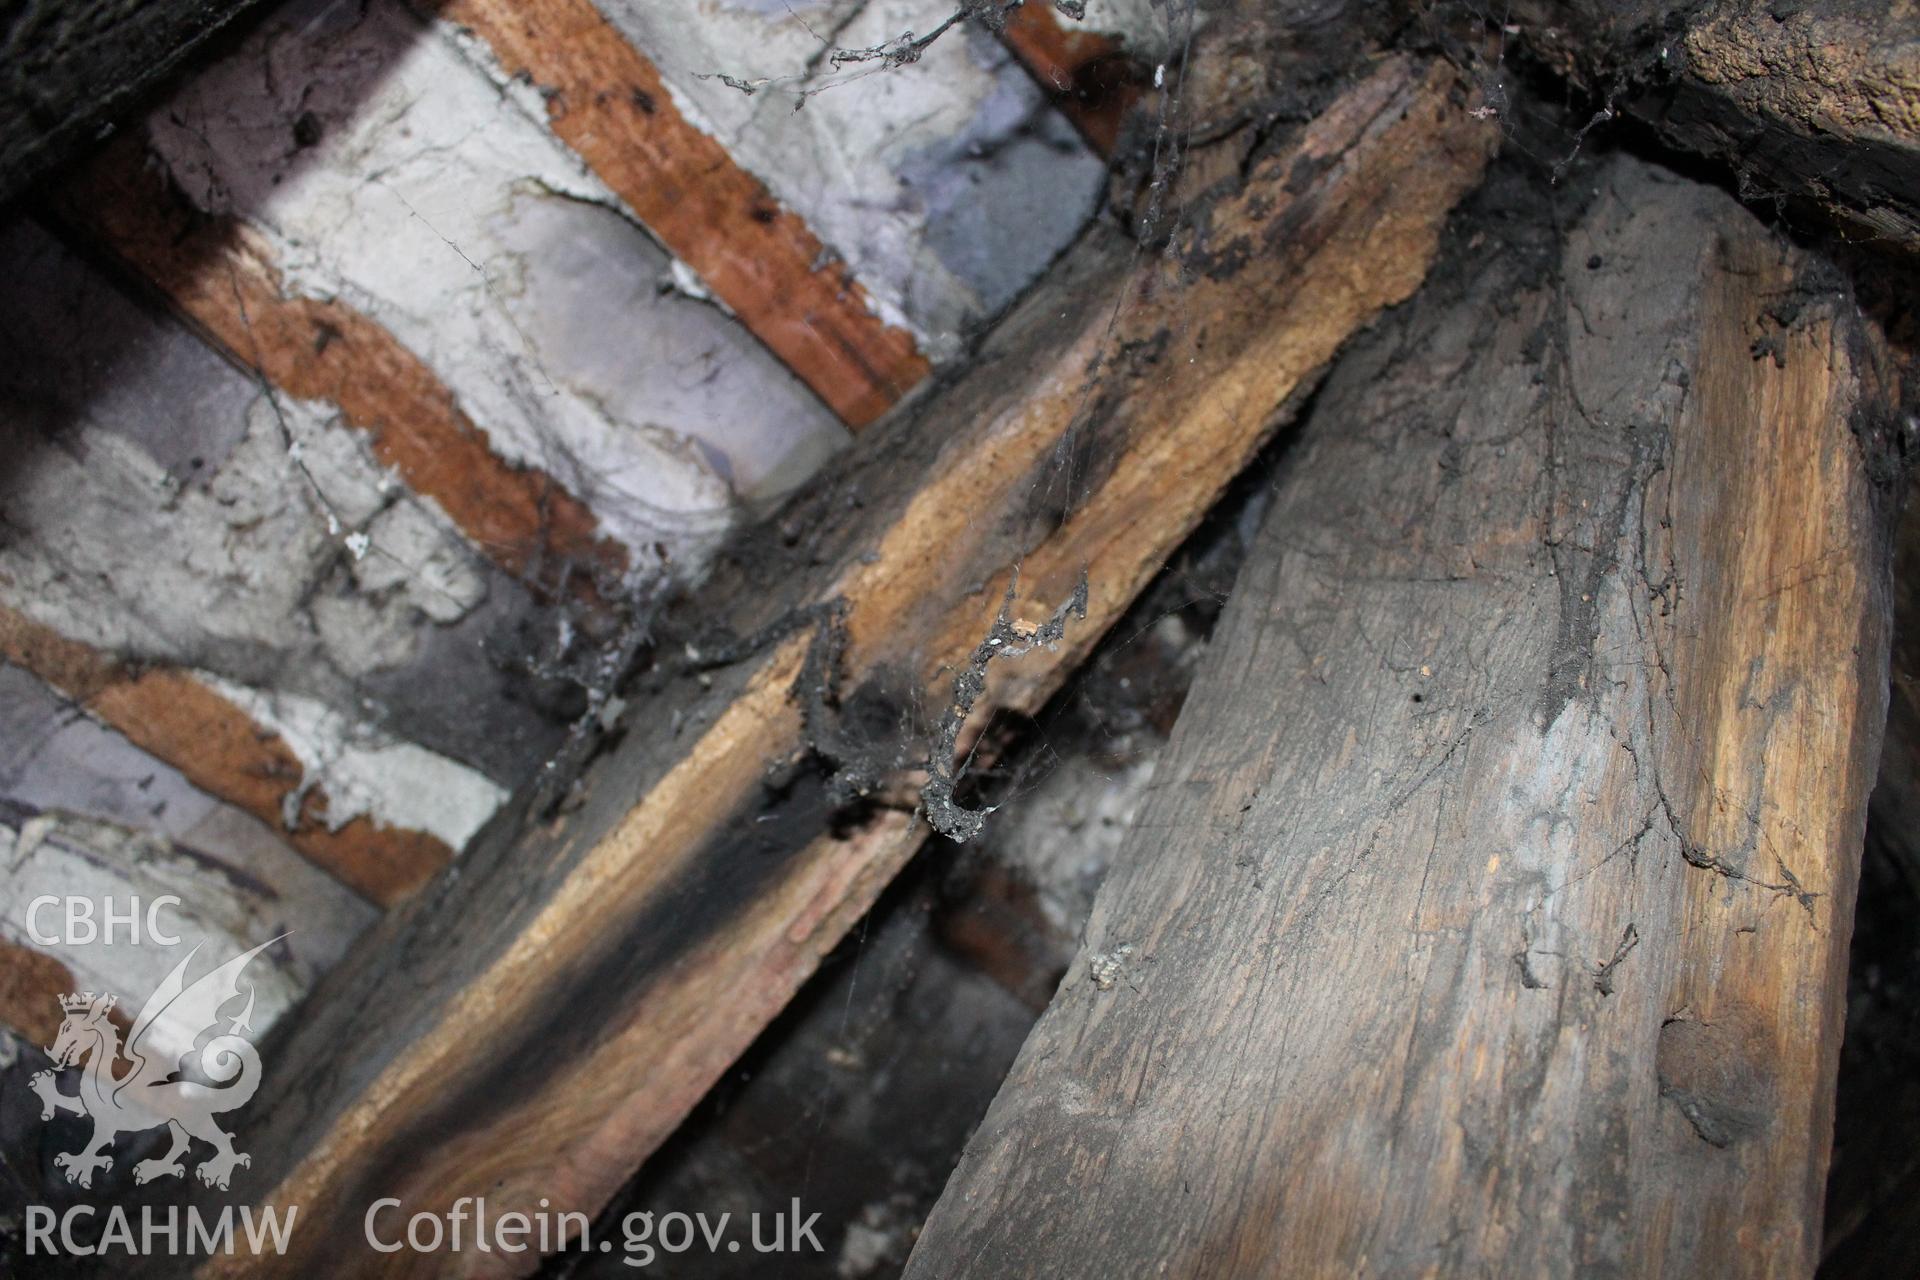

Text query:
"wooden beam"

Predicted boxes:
[[906, 154, 1902, 1278], [1510, 0, 1920, 254], [433, 0, 930, 429], [49, 143, 627, 600], [188, 57, 1496, 1276], [0, 609, 451, 905]]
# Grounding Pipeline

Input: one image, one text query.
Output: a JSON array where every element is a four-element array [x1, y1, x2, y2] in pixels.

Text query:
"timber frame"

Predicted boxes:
[[2, 0, 1917, 1275]]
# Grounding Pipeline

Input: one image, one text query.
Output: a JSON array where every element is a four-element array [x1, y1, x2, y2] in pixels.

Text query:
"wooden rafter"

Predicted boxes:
[[0, 608, 451, 905], [906, 154, 1903, 1278], [436, 0, 931, 429], [54, 142, 628, 601], [192, 57, 1497, 1276]]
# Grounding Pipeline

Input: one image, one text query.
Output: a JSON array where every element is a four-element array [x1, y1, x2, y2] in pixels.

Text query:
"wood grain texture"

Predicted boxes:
[[0, 607, 451, 905], [1510, 0, 1920, 254], [176, 56, 1496, 1277], [51, 142, 627, 600], [906, 155, 1902, 1278], [434, 0, 929, 429]]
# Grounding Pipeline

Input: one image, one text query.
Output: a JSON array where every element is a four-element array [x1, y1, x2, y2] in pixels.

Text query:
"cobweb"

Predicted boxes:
[[516, 2, 1250, 1273], [4, 0, 1879, 1271], [346, 4, 1643, 1271], [531, 3, 1747, 1273], [519, 3, 1375, 1275], [477, 2, 1890, 1272]]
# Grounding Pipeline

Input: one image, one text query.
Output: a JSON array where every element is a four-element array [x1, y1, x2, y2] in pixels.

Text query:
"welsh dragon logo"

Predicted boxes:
[[29, 938, 279, 1191]]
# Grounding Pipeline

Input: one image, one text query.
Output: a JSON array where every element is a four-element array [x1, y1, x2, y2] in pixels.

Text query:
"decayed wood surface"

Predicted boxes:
[[53, 144, 628, 600], [0, 607, 452, 905], [1512, 0, 1920, 254], [431, 0, 929, 428], [181, 57, 1497, 1277], [906, 155, 1902, 1278]]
